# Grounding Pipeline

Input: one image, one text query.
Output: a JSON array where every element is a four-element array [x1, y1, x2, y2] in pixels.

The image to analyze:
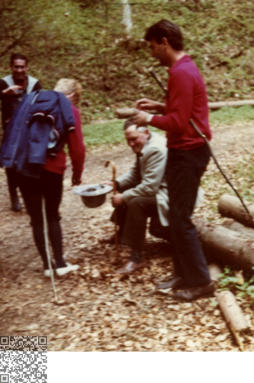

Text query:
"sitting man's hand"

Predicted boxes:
[[112, 193, 124, 207], [136, 98, 165, 113], [103, 181, 114, 187]]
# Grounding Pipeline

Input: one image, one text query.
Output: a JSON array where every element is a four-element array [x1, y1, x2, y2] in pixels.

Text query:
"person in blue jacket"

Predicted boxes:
[[0, 53, 41, 211]]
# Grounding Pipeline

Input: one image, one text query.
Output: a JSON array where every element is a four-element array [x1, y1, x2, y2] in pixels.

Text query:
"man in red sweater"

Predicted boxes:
[[133, 19, 214, 301]]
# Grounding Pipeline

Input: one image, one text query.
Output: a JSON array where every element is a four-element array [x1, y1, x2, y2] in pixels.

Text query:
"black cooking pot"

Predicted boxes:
[[73, 184, 113, 208]]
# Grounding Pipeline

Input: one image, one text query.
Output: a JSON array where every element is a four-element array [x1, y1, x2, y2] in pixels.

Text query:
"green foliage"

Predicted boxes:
[[218, 266, 254, 299], [0, 0, 253, 122], [83, 120, 124, 146], [210, 106, 254, 127]]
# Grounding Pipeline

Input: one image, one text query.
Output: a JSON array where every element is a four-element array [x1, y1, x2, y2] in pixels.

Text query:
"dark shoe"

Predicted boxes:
[[116, 260, 145, 275], [156, 276, 184, 290], [173, 282, 215, 301], [11, 196, 22, 212]]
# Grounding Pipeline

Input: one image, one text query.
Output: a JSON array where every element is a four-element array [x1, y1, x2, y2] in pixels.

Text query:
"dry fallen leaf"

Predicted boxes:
[[1, 125, 254, 352]]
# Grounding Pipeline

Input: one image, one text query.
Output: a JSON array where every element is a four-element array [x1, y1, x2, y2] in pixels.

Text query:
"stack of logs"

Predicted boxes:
[[196, 193, 254, 350]]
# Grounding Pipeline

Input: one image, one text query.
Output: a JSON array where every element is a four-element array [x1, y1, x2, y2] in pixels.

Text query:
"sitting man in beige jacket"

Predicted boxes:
[[108, 119, 169, 275]]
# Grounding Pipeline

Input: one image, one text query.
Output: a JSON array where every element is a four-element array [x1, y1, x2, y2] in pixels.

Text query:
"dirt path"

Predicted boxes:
[[0, 122, 253, 351]]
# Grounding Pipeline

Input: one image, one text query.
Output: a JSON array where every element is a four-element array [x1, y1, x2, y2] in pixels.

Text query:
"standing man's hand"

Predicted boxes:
[[112, 193, 124, 207], [132, 111, 152, 127], [136, 98, 165, 113], [2, 85, 23, 95]]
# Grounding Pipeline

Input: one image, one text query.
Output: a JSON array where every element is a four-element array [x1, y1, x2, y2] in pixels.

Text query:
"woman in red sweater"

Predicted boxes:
[[18, 78, 85, 277]]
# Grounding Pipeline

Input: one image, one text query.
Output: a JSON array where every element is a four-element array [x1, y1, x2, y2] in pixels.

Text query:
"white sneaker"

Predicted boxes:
[[44, 269, 54, 278], [56, 263, 80, 277]]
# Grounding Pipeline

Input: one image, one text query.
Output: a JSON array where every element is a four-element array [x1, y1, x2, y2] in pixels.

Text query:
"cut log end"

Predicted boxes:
[[218, 194, 254, 228]]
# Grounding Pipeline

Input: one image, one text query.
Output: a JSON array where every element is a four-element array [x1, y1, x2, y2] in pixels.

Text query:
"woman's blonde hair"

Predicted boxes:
[[54, 78, 82, 107]]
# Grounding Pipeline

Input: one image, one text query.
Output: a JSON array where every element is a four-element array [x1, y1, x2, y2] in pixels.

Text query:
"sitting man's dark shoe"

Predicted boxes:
[[156, 276, 184, 290], [173, 281, 215, 301], [116, 260, 145, 275]]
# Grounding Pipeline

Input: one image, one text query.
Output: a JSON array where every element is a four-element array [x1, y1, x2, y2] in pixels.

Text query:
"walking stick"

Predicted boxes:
[[105, 160, 119, 257], [149, 68, 254, 226], [42, 198, 59, 304], [42, 199, 65, 305]]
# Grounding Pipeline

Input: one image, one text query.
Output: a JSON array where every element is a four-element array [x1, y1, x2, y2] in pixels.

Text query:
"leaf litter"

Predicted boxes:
[[0, 122, 253, 351]]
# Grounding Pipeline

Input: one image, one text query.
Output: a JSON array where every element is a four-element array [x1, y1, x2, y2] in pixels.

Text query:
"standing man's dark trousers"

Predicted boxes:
[[5, 167, 22, 211], [112, 196, 158, 262], [166, 145, 211, 288]]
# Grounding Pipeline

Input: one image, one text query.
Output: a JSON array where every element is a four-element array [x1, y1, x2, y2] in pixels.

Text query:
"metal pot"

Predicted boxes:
[[73, 184, 113, 208]]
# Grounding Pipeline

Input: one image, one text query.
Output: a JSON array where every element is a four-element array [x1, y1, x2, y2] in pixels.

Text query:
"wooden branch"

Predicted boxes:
[[218, 194, 254, 228], [209, 50, 244, 70], [215, 290, 249, 351], [209, 100, 254, 110]]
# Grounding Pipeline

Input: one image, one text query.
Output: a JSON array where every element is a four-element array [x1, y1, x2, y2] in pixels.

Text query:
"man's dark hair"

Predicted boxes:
[[145, 19, 184, 51], [10, 53, 28, 66]]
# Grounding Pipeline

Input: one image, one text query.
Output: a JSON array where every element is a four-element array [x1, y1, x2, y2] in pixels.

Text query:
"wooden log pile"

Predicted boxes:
[[197, 194, 254, 349], [195, 194, 254, 269]]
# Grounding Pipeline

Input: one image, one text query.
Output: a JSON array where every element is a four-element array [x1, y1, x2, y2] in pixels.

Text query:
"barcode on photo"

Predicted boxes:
[[0, 336, 47, 352], [0, 337, 47, 383]]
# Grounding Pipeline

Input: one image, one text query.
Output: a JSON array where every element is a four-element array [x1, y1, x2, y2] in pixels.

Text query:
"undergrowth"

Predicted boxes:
[[218, 266, 254, 299], [1, 0, 253, 123]]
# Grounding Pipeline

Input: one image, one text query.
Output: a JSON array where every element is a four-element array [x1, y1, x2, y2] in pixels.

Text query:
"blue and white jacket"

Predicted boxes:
[[0, 90, 75, 177]]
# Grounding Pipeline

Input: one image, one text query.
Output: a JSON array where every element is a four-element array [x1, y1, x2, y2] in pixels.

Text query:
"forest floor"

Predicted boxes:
[[0, 120, 254, 352]]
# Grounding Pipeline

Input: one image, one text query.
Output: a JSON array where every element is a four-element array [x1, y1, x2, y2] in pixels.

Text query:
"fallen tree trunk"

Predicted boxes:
[[209, 99, 254, 110], [195, 220, 254, 269], [223, 219, 254, 240], [215, 290, 250, 350], [218, 194, 254, 228]]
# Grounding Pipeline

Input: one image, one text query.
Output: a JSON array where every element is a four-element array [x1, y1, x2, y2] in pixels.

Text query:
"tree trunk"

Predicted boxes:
[[218, 193, 254, 228], [195, 220, 254, 269], [121, 0, 132, 37]]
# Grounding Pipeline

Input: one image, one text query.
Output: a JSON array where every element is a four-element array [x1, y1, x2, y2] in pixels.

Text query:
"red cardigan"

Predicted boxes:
[[150, 55, 212, 150], [44, 105, 85, 179]]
